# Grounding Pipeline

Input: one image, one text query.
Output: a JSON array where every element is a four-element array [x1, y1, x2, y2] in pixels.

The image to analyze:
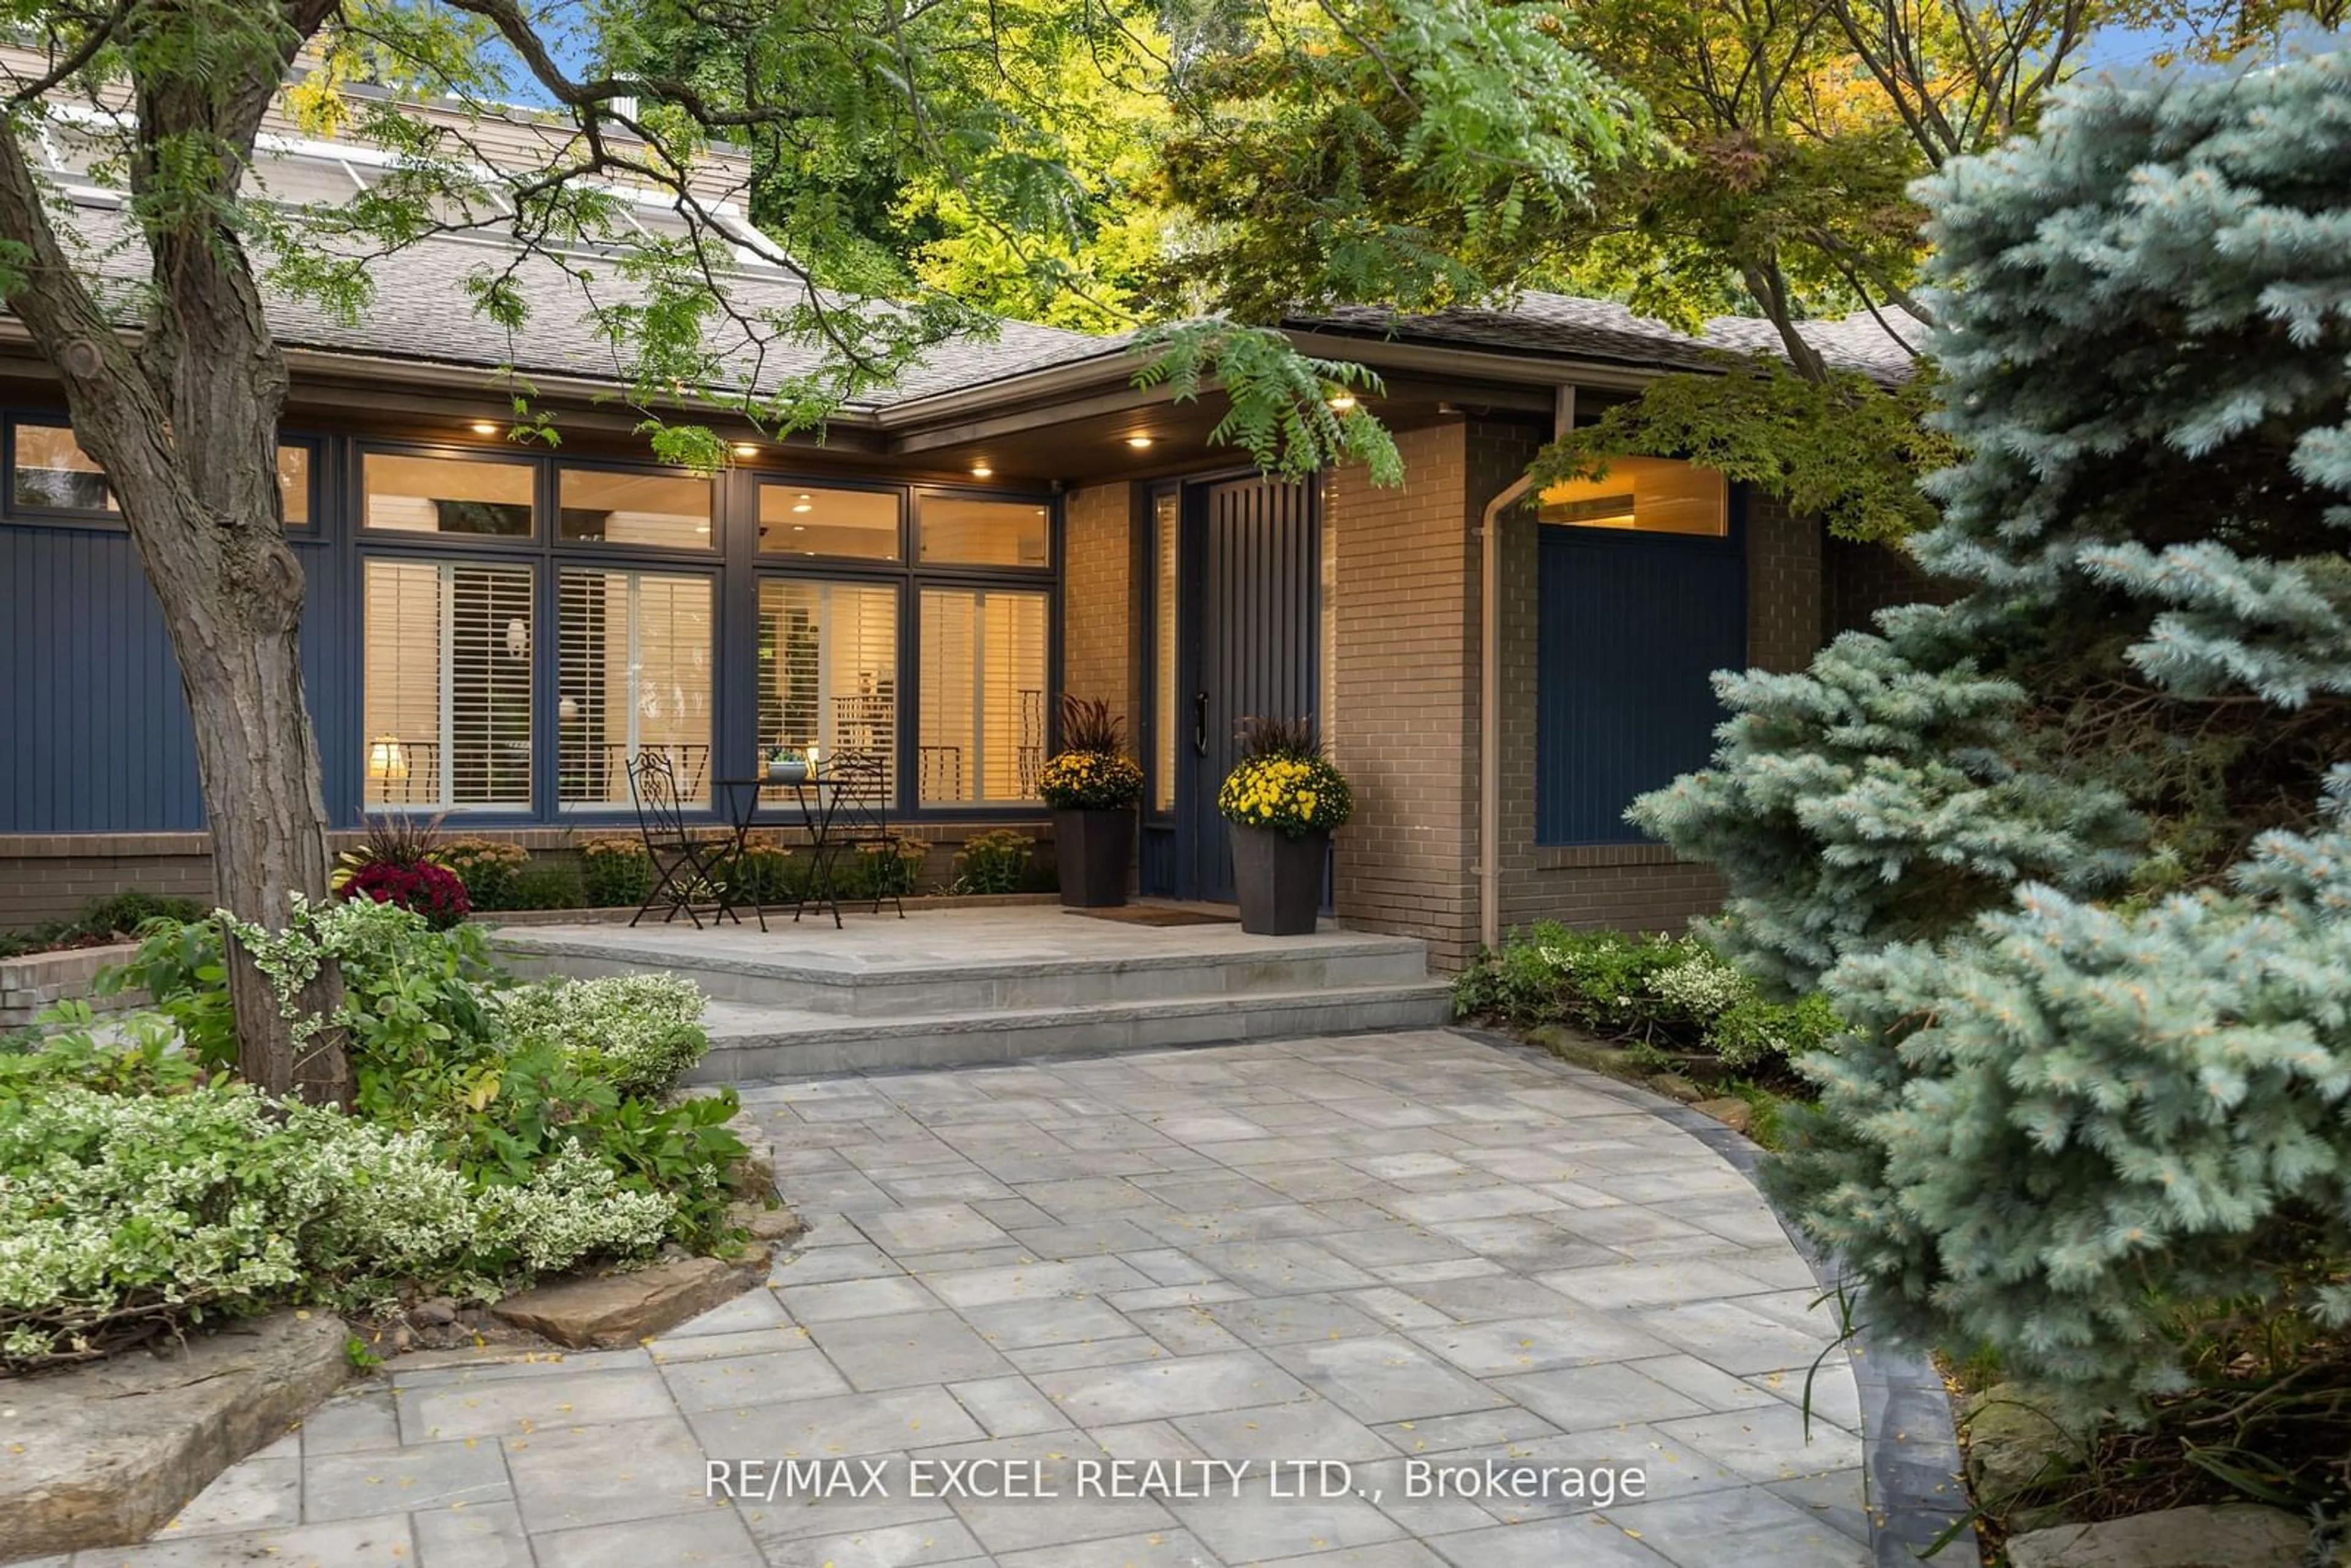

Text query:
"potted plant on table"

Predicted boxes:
[[1038, 696, 1144, 908], [1218, 716, 1352, 936]]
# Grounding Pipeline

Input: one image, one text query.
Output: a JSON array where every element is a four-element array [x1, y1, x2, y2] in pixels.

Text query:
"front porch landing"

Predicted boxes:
[[495, 906, 1454, 1081]]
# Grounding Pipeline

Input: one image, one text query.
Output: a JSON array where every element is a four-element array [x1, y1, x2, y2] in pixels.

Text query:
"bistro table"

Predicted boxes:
[[712, 770, 847, 930]]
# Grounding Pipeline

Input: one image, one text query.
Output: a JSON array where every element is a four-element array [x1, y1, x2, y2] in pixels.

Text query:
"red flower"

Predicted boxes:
[[340, 860, 471, 930]]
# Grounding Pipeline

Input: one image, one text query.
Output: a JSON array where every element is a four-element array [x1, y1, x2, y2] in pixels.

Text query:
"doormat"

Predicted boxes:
[[1065, 907, 1237, 927]]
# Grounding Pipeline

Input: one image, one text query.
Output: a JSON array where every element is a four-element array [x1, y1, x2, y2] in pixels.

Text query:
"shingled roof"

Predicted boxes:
[[1291, 291, 1923, 385], [42, 192, 1919, 411]]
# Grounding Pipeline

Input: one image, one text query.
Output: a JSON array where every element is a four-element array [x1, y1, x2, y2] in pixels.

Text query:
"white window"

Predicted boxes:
[[759, 579, 898, 797], [918, 588, 1047, 803], [362, 558, 534, 809], [558, 571, 714, 807]]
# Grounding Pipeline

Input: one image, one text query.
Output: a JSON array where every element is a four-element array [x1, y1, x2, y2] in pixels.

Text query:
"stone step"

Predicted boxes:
[[500, 929, 1432, 1017], [687, 981, 1457, 1080]]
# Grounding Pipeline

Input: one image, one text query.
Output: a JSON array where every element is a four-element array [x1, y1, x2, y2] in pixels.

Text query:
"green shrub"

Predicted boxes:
[[509, 858, 587, 910], [500, 974, 708, 1099], [1452, 921, 1837, 1076], [952, 830, 1034, 895], [577, 838, 654, 908], [0, 1069, 673, 1370], [440, 838, 530, 910], [838, 835, 927, 899], [4, 901, 748, 1369], [74, 891, 205, 940], [0, 891, 204, 958], [726, 834, 804, 907]]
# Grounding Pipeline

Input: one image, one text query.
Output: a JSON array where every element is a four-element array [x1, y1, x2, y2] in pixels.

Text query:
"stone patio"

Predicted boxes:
[[37, 1030, 1883, 1568]]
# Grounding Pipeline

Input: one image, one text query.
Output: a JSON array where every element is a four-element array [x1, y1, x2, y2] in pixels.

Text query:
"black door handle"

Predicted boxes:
[[1192, 690, 1210, 757]]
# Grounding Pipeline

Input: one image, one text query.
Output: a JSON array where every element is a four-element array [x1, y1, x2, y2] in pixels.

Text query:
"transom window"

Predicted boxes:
[[918, 495, 1049, 568], [1537, 456, 1728, 537], [759, 484, 899, 560], [364, 452, 536, 536], [559, 468, 712, 550], [5, 419, 311, 525]]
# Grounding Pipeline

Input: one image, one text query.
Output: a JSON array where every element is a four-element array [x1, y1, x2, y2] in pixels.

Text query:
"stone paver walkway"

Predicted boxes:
[[61, 1030, 1869, 1568]]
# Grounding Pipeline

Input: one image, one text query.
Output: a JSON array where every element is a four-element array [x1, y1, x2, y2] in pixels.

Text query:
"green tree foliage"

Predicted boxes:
[[1535, 362, 1957, 542], [1633, 37, 2351, 1409]]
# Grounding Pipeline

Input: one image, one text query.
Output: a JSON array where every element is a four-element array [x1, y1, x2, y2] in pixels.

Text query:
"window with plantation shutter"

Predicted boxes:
[[759, 580, 898, 798], [918, 587, 1046, 804], [361, 558, 533, 809], [558, 570, 714, 808]]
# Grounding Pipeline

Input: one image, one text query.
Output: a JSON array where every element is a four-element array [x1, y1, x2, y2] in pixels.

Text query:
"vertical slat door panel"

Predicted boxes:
[[1184, 476, 1319, 903]]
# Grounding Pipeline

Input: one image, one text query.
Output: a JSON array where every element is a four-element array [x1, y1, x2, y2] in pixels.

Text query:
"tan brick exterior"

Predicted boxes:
[[1062, 481, 1139, 727], [1325, 421, 1483, 968]]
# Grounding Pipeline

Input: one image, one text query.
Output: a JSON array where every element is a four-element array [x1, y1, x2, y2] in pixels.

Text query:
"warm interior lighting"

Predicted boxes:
[[1124, 435, 1154, 449], [1536, 456, 1728, 537], [791, 502, 812, 513], [366, 735, 408, 781], [468, 421, 499, 435], [970, 463, 994, 478]]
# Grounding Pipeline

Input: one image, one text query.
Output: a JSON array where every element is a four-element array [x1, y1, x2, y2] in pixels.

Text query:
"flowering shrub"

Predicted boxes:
[[500, 974, 709, 1098], [841, 835, 928, 899], [1040, 696, 1144, 810], [0, 1072, 672, 1370], [725, 833, 803, 907], [1038, 749, 1145, 810], [1452, 921, 1840, 1075], [952, 830, 1035, 895], [440, 838, 530, 910], [1218, 754, 1352, 838], [341, 858, 471, 930], [579, 838, 655, 908], [19, 902, 752, 1369]]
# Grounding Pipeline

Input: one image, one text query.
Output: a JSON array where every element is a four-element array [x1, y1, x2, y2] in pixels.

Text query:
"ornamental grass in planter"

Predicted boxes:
[[1038, 697, 1144, 907], [1218, 716, 1352, 936]]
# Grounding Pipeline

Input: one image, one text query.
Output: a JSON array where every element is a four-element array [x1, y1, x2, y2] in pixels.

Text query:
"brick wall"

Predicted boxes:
[[1486, 423, 1823, 952], [1824, 534, 1959, 639], [1327, 420, 1482, 969], [0, 837, 216, 927], [1062, 481, 1137, 728], [0, 822, 1061, 929]]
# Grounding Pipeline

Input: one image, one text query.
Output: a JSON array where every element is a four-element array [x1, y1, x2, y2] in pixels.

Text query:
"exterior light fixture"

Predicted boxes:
[[1327, 392, 1357, 412], [732, 443, 759, 457], [970, 463, 994, 478], [469, 421, 499, 435], [1124, 435, 1154, 449]]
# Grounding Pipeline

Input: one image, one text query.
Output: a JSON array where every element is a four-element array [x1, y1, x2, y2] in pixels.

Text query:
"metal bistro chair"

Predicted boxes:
[[809, 749, 907, 921], [626, 749, 739, 929]]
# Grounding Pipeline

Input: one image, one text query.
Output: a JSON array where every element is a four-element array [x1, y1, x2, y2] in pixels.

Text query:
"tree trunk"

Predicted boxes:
[[0, 11, 352, 1103], [1741, 257, 1831, 383]]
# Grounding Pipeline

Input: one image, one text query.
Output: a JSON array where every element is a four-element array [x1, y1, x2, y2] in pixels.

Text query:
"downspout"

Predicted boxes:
[[1477, 385, 1575, 955]]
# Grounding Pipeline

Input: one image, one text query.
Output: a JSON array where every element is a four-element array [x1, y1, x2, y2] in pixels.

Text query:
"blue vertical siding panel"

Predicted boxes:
[[0, 527, 204, 831], [1535, 523, 1745, 845]]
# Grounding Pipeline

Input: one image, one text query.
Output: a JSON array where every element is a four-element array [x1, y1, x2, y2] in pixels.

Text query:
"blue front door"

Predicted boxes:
[[1166, 475, 1321, 902]]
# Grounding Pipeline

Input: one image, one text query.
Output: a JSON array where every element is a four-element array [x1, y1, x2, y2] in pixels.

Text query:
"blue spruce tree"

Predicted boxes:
[[1635, 38, 2351, 1408]]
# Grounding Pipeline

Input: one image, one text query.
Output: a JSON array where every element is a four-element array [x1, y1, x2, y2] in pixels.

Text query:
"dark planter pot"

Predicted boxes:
[[1230, 823, 1327, 936], [1053, 808, 1134, 907]]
